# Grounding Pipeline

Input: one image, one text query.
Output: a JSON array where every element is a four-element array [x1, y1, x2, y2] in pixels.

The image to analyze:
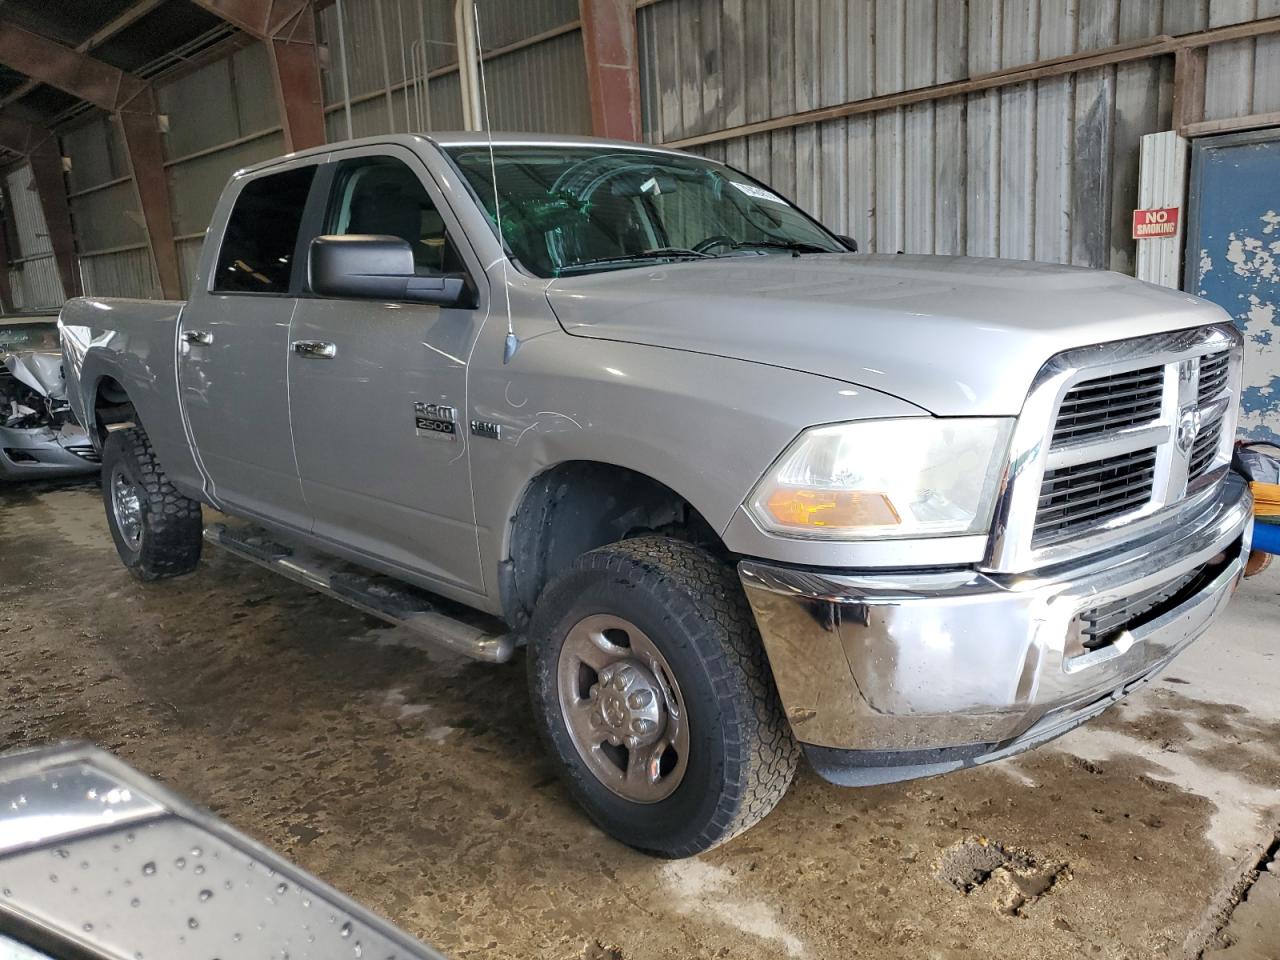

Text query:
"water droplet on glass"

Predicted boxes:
[[301, 898, 311, 909], [191, 847, 202, 857], [232, 933, 242, 943], [141, 862, 156, 876], [48, 874, 58, 884], [1, 889, 10, 898], [80, 861, 90, 870], [199, 889, 213, 902], [194, 864, 205, 875], [276, 882, 288, 895], [130, 898, 140, 908], [188, 917, 199, 930], [174, 857, 186, 870], [82, 923, 93, 933], [354, 941, 363, 957], [125, 832, 135, 843], [340, 922, 352, 939], [54, 848, 70, 859], [224, 880, 233, 890]]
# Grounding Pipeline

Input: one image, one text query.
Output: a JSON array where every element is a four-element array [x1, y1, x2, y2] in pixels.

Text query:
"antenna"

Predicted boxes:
[[471, 2, 519, 364]]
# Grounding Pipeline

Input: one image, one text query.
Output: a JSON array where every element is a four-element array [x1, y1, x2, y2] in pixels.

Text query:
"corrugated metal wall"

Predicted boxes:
[[4, 164, 64, 310], [159, 41, 285, 295], [60, 113, 158, 299], [638, 0, 1276, 275], [317, 0, 589, 140]]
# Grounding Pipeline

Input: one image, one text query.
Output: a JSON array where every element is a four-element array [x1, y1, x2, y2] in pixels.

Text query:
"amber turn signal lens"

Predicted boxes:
[[764, 488, 902, 530]]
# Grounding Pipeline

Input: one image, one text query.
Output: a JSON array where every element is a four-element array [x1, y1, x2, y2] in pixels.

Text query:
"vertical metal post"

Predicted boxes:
[[579, 0, 642, 141], [454, 0, 482, 131], [27, 145, 83, 301], [117, 92, 182, 300], [335, 0, 353, 139], [373, 0, 396, 132]]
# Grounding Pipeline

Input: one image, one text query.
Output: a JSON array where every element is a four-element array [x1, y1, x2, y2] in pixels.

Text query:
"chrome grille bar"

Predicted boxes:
[[983, 323, 1244, 574]]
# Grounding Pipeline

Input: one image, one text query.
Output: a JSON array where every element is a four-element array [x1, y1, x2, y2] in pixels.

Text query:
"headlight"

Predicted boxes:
[[747, 418, 1013, 540]]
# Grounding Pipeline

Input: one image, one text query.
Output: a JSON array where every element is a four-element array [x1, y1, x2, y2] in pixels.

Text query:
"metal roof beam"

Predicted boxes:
[[0, 0, 169, 111]]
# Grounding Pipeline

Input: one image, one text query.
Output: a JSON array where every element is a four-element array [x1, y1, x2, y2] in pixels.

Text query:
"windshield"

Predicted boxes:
[[444, 145, 846, 277]]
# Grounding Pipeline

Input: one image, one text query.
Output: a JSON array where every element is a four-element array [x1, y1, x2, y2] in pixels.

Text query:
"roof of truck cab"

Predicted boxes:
[[233, 132, 692, 178]]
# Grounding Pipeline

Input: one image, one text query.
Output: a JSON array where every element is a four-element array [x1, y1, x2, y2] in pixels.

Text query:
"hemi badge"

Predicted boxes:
[[471, 419, 501, 440]]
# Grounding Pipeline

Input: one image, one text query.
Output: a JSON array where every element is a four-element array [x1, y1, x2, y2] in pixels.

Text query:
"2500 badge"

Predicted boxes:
[[413, 402, 458, 441]]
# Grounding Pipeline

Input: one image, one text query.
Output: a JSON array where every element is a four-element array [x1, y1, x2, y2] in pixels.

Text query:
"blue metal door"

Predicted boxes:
[[1185, 130, 1280, 442]]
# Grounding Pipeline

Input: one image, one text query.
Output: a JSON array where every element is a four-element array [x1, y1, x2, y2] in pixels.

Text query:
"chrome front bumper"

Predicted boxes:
[[740, 475, 1253, 786]]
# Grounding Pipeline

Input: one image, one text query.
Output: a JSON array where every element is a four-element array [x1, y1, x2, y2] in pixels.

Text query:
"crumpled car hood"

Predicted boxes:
[[5, 351, 66, 399], [545, 253, 1224, 416]]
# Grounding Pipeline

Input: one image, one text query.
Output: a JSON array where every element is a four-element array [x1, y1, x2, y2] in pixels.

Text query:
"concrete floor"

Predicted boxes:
[[2, 477, 1278, 960]]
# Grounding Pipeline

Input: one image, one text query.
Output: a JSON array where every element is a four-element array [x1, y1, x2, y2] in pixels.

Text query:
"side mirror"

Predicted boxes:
[[836, 234, 859, 252], [309, 234, 470, 307]]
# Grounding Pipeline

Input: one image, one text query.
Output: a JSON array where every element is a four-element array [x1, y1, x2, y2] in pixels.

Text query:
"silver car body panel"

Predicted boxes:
[[545, 253, 1221, 417]]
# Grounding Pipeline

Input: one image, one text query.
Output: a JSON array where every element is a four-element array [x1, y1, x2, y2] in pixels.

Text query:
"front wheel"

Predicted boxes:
[[101, 427, 203, 581], [527, 536, 799, 857]]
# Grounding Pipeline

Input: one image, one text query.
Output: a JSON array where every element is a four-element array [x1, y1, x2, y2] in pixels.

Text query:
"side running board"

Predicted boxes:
[[203, 523, 516, 663]]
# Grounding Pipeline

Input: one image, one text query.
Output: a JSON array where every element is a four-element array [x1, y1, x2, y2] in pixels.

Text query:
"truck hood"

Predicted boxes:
[[544, 254, 1223, 416]]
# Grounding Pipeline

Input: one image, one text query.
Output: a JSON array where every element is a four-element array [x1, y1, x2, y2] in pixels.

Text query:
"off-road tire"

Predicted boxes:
[[101, 427, 202, 581], [527, 535, 800, 857]]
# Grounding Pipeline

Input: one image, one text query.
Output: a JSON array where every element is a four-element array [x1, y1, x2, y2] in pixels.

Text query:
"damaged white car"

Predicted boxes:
[[0, 316, 98, 481]]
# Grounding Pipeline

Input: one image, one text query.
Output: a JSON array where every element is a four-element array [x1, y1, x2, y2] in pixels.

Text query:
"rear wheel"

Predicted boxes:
[[101, 427, 202, 581], [527, 536, 799, 857]]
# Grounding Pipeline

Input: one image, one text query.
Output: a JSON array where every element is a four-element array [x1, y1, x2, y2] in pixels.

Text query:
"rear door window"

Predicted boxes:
[[213, 166, 316, 294]]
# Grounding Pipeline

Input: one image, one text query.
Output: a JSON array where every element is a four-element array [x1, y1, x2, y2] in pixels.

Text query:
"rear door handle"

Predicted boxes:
[[181, 330, 213, 345], [292, 340, 337, 359]]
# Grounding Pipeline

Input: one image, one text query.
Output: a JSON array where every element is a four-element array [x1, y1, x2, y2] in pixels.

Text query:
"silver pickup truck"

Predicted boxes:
[[62, 133, 1252, 857]]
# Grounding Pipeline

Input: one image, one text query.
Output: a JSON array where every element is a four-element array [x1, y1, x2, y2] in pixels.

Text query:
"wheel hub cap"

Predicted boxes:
[[110, 466, 143, 550], [591, 661, 663, 749], [557, 613, 690, 804]]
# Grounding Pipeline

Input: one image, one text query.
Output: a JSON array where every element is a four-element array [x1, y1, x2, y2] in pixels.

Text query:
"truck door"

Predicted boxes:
[[177, 161, 319, 530], [286, 146, 485, 593]]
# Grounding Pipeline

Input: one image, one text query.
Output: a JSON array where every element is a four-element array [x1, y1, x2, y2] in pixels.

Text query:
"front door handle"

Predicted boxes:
[[292, 340, 337, 359], [181, 330, 213, 345]]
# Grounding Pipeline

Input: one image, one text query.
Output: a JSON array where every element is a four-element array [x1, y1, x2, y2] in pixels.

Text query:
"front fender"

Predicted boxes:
[[467, 332, 927, 581]]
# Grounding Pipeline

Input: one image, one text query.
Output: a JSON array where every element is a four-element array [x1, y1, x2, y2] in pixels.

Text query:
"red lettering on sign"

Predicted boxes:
[[1132, 206, 1180, 239]]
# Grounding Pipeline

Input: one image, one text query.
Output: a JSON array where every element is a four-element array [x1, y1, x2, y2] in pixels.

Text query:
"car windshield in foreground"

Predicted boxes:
[[444, 145, 847, 277]]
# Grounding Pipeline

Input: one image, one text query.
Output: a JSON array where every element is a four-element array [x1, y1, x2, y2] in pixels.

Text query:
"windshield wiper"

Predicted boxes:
[[726, 239, 833, 256], [558, 247, 715, 272]]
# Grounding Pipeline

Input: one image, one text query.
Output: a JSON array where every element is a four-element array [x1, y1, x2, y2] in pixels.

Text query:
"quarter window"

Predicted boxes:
[[325, 156, 463, 276], [213, 166, 316, 294]]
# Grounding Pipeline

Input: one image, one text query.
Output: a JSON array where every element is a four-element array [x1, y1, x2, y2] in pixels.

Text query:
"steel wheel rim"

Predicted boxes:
[[557, 613, 690, 804], [109, 465, 144, 551]]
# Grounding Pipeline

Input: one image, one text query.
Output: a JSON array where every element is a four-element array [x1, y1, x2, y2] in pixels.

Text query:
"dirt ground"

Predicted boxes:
[[2, 477, 1278, 960]]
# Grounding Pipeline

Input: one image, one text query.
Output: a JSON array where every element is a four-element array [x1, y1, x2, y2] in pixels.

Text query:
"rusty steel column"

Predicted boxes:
[[579, 0, 641, 141], [117, 89, 182, 300], [268, 4, 326, 150], [26, 144, 83, 301], [188, 0, 327, 150]]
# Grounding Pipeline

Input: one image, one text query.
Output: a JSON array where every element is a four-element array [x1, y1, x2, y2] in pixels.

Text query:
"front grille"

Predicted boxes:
[[1188, 412, 1223, 481], [1051, 365, 1164, 446], [1034, 448, 1158, 545], [1198, 351, 1231, 403]]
